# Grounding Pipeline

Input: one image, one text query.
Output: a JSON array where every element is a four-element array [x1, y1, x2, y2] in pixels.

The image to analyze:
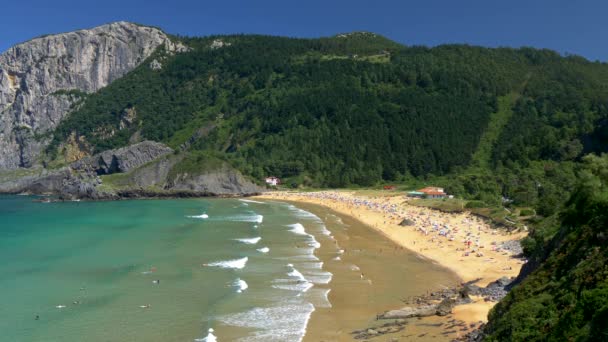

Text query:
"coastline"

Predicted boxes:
[[284, 200, 460, 341], [256, 191, 526, 340]]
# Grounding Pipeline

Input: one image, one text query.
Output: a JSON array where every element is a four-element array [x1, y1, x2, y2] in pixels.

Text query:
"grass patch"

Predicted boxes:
[[409, 198, 467, 212], [470, 92, 519, 169], [167, 150, 226, 180]]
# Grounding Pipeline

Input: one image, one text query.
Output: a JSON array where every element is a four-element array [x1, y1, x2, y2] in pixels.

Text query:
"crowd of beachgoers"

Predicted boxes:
[[269, 191, 523, 268]]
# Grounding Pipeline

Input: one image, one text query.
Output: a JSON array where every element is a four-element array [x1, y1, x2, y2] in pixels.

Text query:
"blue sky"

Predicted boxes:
[[2, 0, 607, 61]]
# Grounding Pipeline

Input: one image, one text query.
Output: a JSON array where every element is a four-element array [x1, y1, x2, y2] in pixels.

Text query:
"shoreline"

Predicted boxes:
[[256, 191, 527, 340], [285, 200, 460, 341]]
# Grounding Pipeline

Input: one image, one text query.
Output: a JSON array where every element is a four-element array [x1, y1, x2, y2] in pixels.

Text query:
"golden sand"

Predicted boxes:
[[256, 191, 526, 339]]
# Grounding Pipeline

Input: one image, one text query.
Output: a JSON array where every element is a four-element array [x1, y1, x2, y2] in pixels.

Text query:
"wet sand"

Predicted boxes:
[[277, 201, 461, 341]]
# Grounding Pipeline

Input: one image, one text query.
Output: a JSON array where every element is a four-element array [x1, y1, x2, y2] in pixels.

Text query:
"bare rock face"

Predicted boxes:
[[72, 140, 174, 175], [0, 21, 176, 170], [168, 165, 264, 195]]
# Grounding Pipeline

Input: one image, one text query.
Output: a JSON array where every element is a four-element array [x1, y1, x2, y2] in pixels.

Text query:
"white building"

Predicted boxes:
[[265, 176, 280, 186]]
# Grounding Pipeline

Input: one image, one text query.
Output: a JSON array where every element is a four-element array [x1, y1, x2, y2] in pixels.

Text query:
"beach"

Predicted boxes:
[[256, 191, 526, 340]]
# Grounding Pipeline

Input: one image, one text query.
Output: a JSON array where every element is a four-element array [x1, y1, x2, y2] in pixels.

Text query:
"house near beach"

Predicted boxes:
[[407, 186, 448, 199], [417, 186, 447, 199], [265, 176, 281, 186]]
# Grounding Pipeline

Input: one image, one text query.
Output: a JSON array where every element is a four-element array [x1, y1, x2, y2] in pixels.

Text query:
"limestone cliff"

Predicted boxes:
[[0, 21, 177, 170]]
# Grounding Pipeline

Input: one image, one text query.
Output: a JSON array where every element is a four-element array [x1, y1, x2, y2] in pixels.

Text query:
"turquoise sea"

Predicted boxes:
[[0, 195, 336, 342]]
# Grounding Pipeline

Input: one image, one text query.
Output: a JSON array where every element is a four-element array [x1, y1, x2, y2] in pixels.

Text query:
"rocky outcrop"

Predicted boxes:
[[72, 140, 173, 174], [168, 166, 263, 195], [0, 166, 109, 200], [0, 138, 262, 199], [0, 22, 178, 170]]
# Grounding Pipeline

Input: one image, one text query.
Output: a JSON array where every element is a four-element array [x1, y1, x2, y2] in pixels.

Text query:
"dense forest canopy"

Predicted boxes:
[[484, 154, 608, 341], [48, 33, 608, 215]]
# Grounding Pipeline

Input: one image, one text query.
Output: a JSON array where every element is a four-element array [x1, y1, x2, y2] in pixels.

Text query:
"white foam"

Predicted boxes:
[[307, 271, 333, 284], [278, 253, 319, 262], [305, 261, 324, 270], [307, 237, 321, 248], [273, 264, 313, 293], [350, 265, 360, 271], [332, 256, 342, 261], [288, 223, 321, 249], [240, 199, 265, 204], [205, 257, 248, 270], [319, 225, 332, 236], [257, 247, 270, 253], [188, 213, 209, 219], [235, 278, 248, 293], [272, 281, 314, 293], [288, 206, 323, 223], [228, 214, 263, 223], [288, 267, 306, 281], [218, 303, 314, 342], [307, 288, 332, 308], [288, 223, 307, 236], [234, 237, 261, 245], [194, 328, 217, 342]]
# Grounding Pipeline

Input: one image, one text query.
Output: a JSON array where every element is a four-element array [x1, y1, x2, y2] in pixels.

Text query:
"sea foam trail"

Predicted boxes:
[[288, 223, 321, 248], [275, 264, 313, 292], [218, 303, 314, 342], [257, 247, 270, 253], [194, 328, 217, 342], [287, 205, 323, 223], [205, 257, 248, 270], [239, 199, 265, 204], [234, 237, 261, 245], [307, 288, 332, 308], [227, 214, 264, 223], [234, 278, 248, 293], [188, 213, 209, 219]]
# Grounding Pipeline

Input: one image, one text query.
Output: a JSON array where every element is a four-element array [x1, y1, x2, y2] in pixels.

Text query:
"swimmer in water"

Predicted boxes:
[[35, 315, 39, 320]]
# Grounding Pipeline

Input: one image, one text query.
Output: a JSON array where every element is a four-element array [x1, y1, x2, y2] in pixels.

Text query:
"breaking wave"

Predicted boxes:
[[205, 257, 248, 270]]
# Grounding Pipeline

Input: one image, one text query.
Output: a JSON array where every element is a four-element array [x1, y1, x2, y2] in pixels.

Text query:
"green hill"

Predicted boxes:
[[47, 34, 608, 206]]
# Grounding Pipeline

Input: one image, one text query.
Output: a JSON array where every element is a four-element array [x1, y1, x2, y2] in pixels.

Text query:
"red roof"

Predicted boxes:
[[417, 187, 446, 196]]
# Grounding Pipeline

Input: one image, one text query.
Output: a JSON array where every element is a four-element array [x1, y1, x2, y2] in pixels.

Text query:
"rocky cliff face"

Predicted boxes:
[[0, 21, 176, 170], [72, 140, 174, 174]]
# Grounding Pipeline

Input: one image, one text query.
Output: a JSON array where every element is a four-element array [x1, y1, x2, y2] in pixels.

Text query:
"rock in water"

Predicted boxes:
[[0, 22, 177, 170]]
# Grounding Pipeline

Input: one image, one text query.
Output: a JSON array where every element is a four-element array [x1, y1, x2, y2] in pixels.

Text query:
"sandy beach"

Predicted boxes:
[[256, 190, 526, 340]]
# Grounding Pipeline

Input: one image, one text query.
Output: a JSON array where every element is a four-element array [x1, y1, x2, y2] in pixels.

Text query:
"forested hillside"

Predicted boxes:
[[47, 32, 608, 214], [483, 154, 608, 341]]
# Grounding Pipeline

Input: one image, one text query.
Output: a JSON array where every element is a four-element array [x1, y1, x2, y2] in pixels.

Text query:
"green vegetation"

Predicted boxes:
[[484, 154, 608, 341], [47, 33, 608, 217], [519, 208, 535, 216], [166, 151, 226, 180], [470, 92, 520, 169]]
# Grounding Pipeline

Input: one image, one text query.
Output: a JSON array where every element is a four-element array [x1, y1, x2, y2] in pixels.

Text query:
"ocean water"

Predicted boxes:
[[0, 196, 336, 342]]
